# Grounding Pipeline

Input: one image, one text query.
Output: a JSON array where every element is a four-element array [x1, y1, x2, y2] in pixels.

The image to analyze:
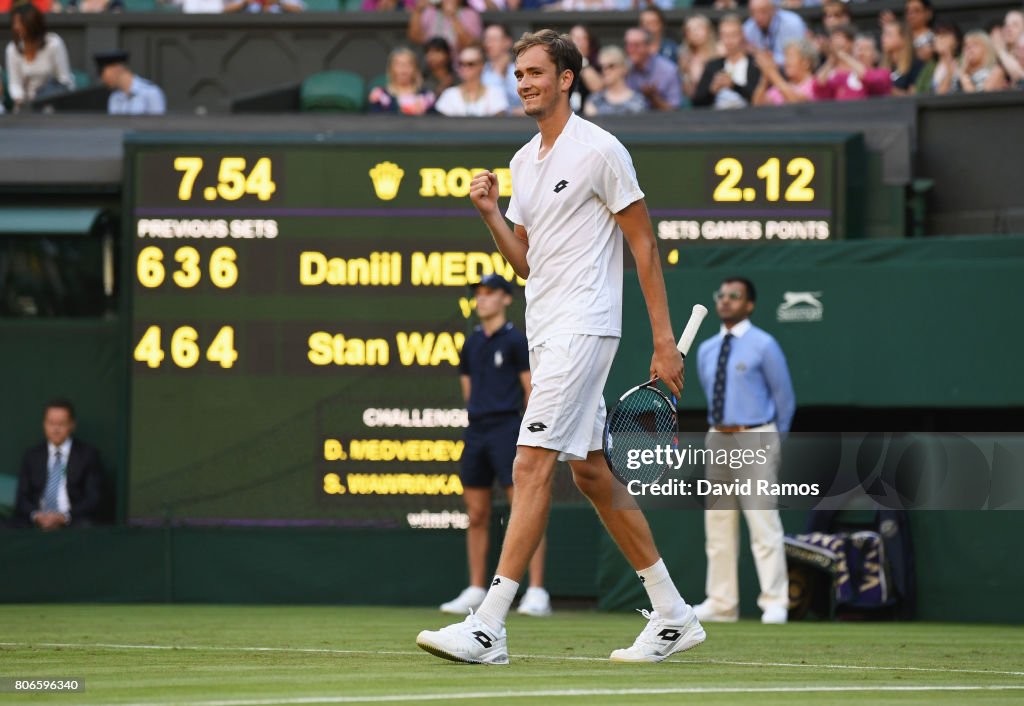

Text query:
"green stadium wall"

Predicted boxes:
[[1, 236, 1022, 622]]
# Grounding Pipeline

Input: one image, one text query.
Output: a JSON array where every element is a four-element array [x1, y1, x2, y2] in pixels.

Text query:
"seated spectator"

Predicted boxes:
[[482, 24, 519, 111], [369, 46, 435, 115], [1015, 35, 1024, 88], [225, 0, 304, 10], [679, 14, 716, 100], [422, 37, 457, 96], [362, 0, 416, 11], [955, 30, 1008, 93], [813, 26, 892, 100], [930, 19, 962, 94], [624, 26, 681, 111], [584, 45, 647, 116], [744, 0, 808, 67], [435, 43, 507, 116], [4, 5, 74, 112], [881, 20, 924, 94], [693, 14, 761, 109], [96, 50, 166, 115], [991, 11, 1024, 85], [641, 6, 679, 64], [11, 399, 106, 530], [753, 38, 817, 105], [569, 24, 603, 112], [407, 0, 482, 56]]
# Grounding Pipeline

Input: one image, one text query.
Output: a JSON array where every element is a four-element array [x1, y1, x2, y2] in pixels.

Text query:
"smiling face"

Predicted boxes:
[[625, 28, 651, 68], [904, 0, 932, 32], [390, 51, 418, 88], [597, 47, 627, 88], [640, 9, 663, 40], [881, 22, 904, 54], [515, 44, 572, 118]]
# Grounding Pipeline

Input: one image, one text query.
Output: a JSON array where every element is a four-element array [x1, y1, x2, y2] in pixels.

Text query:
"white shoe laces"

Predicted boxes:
[[631, 608, 665, 648]]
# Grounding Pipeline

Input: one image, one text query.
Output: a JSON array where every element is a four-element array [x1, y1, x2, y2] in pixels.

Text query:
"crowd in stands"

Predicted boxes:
[[2, 0, 1022, 114]]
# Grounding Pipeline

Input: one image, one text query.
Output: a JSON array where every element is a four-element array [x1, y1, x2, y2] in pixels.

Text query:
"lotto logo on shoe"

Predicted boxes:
[[553, 180, 569, 193], [472, 631, 493, 648], [658, 629, 681, 642], [527, 422, 547, 433]]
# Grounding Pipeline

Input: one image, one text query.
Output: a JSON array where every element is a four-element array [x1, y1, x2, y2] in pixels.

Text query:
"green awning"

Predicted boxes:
[[0, 208, 105, 236]]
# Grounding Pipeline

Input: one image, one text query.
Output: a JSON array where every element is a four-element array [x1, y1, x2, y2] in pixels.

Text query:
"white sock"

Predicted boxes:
[[475, 575, 519, 631], [637, 558, 688, 623]]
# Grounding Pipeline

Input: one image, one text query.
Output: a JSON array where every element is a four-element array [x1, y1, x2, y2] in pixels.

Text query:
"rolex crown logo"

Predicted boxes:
[[369, 161, 404, 201]]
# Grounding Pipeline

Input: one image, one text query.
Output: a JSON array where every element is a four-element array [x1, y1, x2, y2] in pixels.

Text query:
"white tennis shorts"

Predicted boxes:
[[517, 334, 619, 462]]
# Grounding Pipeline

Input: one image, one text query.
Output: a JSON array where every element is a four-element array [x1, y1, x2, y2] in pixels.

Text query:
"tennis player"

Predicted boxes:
[[416, 29, 705, 665]]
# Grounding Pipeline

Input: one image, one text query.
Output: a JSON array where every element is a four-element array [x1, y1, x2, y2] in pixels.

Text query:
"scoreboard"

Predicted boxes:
[[124, 131, 863, 527]]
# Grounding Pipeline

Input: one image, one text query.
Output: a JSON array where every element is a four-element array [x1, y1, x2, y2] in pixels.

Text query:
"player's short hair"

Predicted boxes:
[[722, 277, 757, 303], [513, 29, 583, 91], [45, 398, 76, 420]]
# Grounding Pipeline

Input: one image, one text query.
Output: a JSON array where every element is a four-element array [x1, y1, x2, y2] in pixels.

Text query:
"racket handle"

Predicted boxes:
[[677, 304, 709, 357]]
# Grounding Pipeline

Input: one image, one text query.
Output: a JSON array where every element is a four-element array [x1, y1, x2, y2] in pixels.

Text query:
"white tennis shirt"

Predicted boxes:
[[505, 113, 644, 348]]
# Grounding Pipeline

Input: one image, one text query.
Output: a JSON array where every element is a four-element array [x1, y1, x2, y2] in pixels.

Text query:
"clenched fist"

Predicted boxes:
[[470, 171, 500, 217]]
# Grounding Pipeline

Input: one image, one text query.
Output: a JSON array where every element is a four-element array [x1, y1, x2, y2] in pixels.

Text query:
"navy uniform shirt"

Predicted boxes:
[[458, 321, 529, 423]]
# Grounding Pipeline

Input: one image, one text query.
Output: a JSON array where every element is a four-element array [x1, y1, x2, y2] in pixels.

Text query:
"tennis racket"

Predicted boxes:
[[603, 304, 708, 486]]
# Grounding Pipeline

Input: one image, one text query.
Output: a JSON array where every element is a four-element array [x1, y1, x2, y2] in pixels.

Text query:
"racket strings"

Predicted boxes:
[[606, 387, 677, 486]]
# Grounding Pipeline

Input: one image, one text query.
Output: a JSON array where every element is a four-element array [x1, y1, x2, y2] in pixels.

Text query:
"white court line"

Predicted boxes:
[[95, 685, 1024, 706], [3, 641, 1024, 678]]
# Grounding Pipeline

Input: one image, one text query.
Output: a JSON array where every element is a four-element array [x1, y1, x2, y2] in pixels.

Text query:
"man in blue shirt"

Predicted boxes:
[[624, 27, 682, 111], [743, 0, 809, 67], [439, 274, 551, 618], [95, 50, 166, 116], [694, 277, 795, 625]]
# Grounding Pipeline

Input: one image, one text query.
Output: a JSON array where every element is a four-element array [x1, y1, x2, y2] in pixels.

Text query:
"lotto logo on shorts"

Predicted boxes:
[[527, 422, 547, 433]]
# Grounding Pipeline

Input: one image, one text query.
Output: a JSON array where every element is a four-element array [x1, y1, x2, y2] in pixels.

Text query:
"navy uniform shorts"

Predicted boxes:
[[461, 413, 520, 489]]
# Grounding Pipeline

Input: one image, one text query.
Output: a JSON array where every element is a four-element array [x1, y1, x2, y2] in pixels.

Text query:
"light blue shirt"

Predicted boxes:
[[108, 76, 166, 115], [696, 318, 796, 434], [743, 8, 808, 67], [482, 61, 518, 113]]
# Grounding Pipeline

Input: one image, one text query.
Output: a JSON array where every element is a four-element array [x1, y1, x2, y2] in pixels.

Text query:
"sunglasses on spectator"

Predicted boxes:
[[714, 290, 744, 301], [459, 60, 482, 67], [599, 62, 622, 70]]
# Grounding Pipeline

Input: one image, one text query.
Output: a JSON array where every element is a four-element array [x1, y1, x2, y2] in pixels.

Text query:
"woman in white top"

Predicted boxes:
[[5, 5, 74, 111], [435, 44, 508, 116]]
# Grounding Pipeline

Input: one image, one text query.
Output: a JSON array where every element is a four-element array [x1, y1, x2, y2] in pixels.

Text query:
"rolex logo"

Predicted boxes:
[[369, 161, 404, 201]]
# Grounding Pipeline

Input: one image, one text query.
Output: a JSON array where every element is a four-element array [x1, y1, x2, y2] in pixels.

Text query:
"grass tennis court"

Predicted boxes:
[[2, 605, 1023, 705]]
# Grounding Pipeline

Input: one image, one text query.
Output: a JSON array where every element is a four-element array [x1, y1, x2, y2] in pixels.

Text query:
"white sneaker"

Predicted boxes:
[[693, 601, 739, 623], [439, 586, 486, 615], [416, 611, 509, 665], [609, 608, 706, 663], [516, 587, 552, 617], [761, 605, 788, 624]]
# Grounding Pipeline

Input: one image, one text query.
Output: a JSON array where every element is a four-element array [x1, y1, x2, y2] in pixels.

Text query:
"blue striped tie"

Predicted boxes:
[[42, 449, 64, 513], [711, 334, 733, 424]]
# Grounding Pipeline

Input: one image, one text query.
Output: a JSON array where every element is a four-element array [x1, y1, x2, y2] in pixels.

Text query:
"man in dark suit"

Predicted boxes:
[[12, 398, 105, 529], [693, 15, 763, 109]]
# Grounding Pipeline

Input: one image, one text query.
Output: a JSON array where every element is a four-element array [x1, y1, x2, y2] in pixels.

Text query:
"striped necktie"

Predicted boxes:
[[711, 334, 733, 424], [42, 448, 65, 513]]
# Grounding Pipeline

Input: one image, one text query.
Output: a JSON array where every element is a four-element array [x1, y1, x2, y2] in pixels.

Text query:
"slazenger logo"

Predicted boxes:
[[777, 291, 823, 322]]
